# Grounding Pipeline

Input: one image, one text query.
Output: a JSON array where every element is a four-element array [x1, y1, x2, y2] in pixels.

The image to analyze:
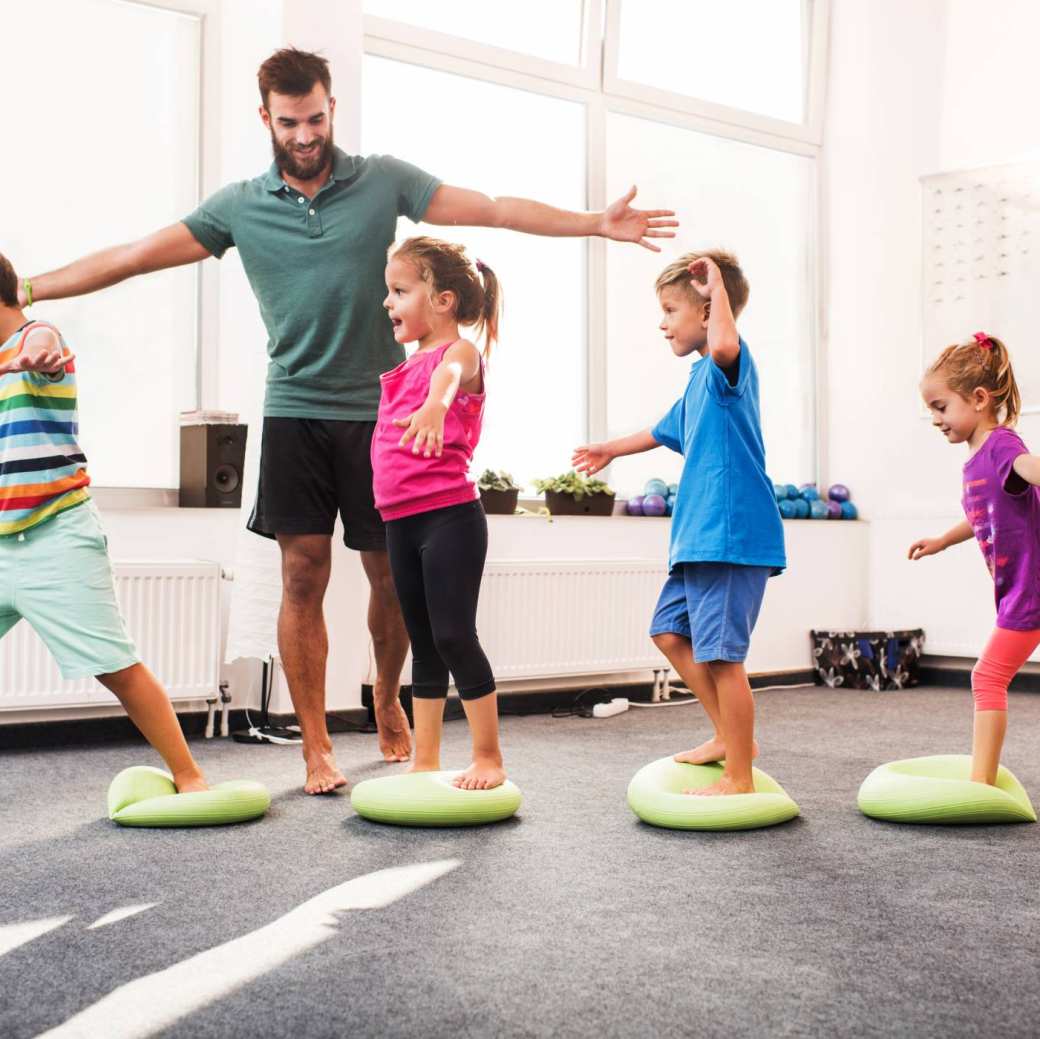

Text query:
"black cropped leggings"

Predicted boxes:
[[386, 500, 495, 701]]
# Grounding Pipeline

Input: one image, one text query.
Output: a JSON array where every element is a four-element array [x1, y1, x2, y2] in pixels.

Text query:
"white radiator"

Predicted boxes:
[[476, 559, 668, 681], [0, 561, 222, 710]]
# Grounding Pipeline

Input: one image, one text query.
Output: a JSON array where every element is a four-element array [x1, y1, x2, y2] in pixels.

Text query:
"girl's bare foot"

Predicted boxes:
[[304, 749, 348, 795], [374, 694, 412, 762], [452, 758, 506, 790], [173, 769, 208, 794], [673, 738, 759, 766], [408, 760, 440, 774], [684, 775, 755, 796]]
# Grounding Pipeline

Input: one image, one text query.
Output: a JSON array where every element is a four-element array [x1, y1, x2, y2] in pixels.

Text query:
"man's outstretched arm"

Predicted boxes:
[[19, 223, 212, 305], [423, 184, 678, 253]]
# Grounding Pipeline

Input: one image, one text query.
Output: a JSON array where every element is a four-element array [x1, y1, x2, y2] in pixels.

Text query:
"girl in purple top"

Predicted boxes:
[[910, 333, 1040, 785]]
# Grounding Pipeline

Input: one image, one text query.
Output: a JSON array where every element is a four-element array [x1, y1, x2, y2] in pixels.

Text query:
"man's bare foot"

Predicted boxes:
[[452, 758, 506, 790], [304, 749, 348, 795], [673, 738, 759, 766], [684, 776, 755, 796], [173, 769, 208, 794], [374, 694, 412, 763]]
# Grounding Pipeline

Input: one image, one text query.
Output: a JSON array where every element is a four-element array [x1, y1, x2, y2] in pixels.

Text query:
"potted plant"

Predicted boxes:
[[533, 471, 615, 517], [477, 469, 520, 515]]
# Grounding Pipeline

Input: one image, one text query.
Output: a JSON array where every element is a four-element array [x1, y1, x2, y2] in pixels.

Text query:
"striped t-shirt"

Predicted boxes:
[[0, 321, 90, 535]]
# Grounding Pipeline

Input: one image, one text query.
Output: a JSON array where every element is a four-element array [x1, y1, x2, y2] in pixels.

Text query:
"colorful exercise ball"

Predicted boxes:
[[643, 494, 667, 517], [840, 501, 858, 520], [828, 483, 851, 503], [779, 500, 798, 519], [809, 499, 829, 520], [666, 494, 677, 516], [826, 500, 843, 519], [773, 483, 788, 502], [626, 496, 645, 516], [667, 483, 679, 496], [799, 483, 820, 501], [785, 484, 799, 501], [792, 498, 811, 519], [644, 478, 669, 498]]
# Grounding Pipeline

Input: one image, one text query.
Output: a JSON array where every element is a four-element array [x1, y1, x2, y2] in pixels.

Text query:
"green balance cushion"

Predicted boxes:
[[857, 754, 1036, 825], [350, 770, 522, 827], [107, 766, 271, 827], [627, 756, 800, 831]]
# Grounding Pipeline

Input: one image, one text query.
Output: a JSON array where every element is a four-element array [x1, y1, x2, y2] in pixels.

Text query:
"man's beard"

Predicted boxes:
[[270, 126, 334, 181]]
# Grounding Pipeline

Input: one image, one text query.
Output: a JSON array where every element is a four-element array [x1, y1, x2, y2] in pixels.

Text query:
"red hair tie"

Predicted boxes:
[[973, 331, 993, 350]]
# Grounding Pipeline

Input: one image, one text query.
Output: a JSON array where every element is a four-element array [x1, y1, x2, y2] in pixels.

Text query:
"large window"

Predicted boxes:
[[0, 0, 203, 488], [361, 0, 828, 492]]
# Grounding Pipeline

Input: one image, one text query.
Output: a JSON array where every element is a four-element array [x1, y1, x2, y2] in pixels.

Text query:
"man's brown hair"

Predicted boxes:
[[655, 250, 750, 318], [0, 252, 18, 308], [258, 48, 332, 108]]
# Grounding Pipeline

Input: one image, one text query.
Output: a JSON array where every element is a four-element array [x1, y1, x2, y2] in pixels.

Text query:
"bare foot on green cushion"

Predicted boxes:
[[673, 738, 759, 766], [684, 775, 755, 796], [173, 769, 208, 794], [304, 750, 348, 795], [407, 759, 440, 774], [452, 758, 506, 790], [374, 694, 412, 763]]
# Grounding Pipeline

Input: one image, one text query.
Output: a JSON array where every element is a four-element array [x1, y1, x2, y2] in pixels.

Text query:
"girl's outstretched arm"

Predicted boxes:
[[908, 519, 973, 560], [423, 185, 677, 253], [393, 341, 481, 458], [1012, 453, 1040, 486]]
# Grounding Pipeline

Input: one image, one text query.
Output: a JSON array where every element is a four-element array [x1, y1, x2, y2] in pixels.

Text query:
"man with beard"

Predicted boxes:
[[16, 48, 678, 796]]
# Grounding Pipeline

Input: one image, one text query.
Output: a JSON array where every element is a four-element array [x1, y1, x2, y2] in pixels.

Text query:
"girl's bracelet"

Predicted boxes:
[[23, 279, 33, 308]]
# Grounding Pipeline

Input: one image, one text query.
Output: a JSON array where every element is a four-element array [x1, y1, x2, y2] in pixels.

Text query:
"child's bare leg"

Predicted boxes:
[[687, 661, 755, 795], [96, 663, 207, 792], [652, 633, 758, 764], [452, 692, 505, 790], [408, 696, 446, 773], [971, 710, 1007, 785]]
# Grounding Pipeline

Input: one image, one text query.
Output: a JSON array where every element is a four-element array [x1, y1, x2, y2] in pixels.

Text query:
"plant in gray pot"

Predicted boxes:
[[533, 471, 615, 517], [477, 469, 520, 515]]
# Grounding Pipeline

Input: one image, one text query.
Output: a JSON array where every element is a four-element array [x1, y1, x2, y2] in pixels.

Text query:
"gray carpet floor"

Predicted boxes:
[[2, 685, 1039, 1039]]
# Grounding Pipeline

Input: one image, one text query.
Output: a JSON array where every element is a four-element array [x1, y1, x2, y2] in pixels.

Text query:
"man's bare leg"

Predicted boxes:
[[277, 533, 346, 795], [97, 663, 207, 793], [360, 549, 412, 762], [651, 633, 758, 765]]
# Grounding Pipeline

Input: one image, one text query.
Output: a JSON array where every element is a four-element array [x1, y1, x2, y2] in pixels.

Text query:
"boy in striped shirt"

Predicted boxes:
[[0, 252, 206, 793]]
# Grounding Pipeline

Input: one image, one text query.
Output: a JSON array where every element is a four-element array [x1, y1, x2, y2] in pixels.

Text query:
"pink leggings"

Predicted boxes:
[[971, 627, 1040, 711]]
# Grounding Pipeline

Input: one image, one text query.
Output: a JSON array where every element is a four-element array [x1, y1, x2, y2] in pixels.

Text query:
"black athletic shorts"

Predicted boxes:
[[247, 418, 387, 552]]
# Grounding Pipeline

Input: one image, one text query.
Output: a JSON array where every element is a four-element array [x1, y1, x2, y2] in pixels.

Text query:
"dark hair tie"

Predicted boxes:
[[475, 259, 490, 276]]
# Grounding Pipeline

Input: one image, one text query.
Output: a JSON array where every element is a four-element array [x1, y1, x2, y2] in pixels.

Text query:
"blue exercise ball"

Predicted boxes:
[[809, 499, 829, 520], [785, 484, 799, 501], [644, 478, 669, 498], [667, 483, 679, 496], [773, 483, 788, 502], [799, 483, 819, 501], [666, 493, 676, 516], [792, 498, 810, 519], [779, 500, 798, 519], [840, 501, 858, 520], [643, 494, 667, 517]]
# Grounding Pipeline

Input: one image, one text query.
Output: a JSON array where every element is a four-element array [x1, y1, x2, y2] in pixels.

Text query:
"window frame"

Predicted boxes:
[[363, 0, 826, 485]]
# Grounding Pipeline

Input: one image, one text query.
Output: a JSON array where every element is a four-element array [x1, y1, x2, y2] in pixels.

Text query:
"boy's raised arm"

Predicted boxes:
[[19, 223, 212, 305], [688, 257, 740, 369]]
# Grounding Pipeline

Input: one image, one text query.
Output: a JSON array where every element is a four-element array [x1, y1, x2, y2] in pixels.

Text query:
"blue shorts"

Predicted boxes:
[[0, 500, 139, 679], [649, 562, 770, 663]]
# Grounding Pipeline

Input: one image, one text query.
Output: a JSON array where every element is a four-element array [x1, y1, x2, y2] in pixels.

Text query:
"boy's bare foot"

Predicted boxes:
[[407, 761, 440, 774], [673, 738, 759, 766], [452, 758, 506, 790], [304, 749, 348, 795], [173, 769, 208, 794], [684, 776, 755, 796], [374, 693, 412, 762]]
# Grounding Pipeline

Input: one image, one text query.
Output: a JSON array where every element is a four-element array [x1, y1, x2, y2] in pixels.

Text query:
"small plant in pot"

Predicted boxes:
[[477, 470, 520, 515], [533, 470, 615, 517]]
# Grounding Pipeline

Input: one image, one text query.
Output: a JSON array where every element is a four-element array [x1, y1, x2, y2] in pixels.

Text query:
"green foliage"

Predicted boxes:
[[477, 469, 519, 492], [532, 470, 613, 500]]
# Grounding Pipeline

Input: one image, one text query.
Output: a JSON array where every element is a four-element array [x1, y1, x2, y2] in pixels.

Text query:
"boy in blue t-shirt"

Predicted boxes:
[[573, 251, 785, 796]]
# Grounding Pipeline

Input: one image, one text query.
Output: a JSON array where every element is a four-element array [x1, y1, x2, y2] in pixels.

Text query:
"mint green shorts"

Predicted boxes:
[[0, 500, 139, 679]]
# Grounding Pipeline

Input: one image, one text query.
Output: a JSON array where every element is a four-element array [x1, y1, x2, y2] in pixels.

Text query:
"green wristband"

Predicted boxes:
[[23, 279, 33, 308]]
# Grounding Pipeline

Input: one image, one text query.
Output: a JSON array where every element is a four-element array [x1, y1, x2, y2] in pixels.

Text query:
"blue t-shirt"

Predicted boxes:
[[651, 339, 786, 574]]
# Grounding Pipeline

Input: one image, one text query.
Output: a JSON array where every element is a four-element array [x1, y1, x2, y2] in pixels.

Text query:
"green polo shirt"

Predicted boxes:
[[183, 149, 441, 420]]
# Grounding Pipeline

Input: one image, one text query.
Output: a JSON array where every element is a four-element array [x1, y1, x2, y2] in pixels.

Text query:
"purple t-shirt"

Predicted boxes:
[[962, 426, 1040, 630]]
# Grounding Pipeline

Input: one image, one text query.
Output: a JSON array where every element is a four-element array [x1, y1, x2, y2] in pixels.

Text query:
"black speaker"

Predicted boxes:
[[179, 423, 247, 508]]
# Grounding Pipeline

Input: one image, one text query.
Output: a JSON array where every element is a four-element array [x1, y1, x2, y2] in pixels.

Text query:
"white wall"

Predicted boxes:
[[824, 0, 1040, 658]]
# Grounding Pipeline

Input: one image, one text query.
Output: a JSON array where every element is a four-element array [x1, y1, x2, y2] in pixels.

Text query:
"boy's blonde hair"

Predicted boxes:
[[927, 333, 1021, 427], [390, 236, 502, 356], [655, 250, 749, 318]]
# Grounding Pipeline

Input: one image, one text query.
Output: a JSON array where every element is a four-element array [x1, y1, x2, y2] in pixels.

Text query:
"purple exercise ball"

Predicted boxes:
[[828, 483, 851, 503], [826, 500, 843, 519], [642, 493, 667, 517], [627, 495, 645, 516]]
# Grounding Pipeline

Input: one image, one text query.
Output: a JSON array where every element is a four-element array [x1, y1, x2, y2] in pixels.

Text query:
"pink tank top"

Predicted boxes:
[[371, 341, 485, 521]]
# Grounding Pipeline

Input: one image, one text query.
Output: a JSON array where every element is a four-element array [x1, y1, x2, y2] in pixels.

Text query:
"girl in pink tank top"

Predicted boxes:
[[911, 333, 1040, 787], [372, 237, 507, 790]]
